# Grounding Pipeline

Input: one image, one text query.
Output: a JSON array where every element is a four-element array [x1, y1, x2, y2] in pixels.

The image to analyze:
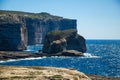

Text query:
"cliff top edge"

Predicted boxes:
[[0, 10, 76, 21]]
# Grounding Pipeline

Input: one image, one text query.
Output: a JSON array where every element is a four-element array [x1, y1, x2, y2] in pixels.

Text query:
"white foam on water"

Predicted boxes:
[[82, 53, 100, 58], [50, 53, 100, 59], [0, 57, 46, 63], [0, 53, 100, 63]]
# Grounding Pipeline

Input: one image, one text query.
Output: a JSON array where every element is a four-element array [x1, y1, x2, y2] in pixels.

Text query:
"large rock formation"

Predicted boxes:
[[42, 29, 86, 55], [25, 18, 76, 44], [0, 10, 76, 44], [0, 10, 76, 50]]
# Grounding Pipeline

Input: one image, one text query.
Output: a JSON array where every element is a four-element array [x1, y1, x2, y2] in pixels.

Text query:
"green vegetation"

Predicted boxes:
[[47, 29, 77, 39], [49, 75, 63, 79], [10, 76, 36, 79], [0, 77, 8, 80], [0, 10, 63, 20]]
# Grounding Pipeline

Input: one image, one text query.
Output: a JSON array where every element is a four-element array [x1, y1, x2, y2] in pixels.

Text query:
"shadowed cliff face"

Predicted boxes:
[[0, 10, 76, 50], [25, 18, 76, 45], [0, 23, 27, 51]]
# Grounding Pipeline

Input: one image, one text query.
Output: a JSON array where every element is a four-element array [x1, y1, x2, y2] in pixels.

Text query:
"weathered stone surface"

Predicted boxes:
[[42, 29, 86, 54], [62, 50, 83, 56], [0, 10, 76, 48], [66, 32, 86, 53], [48, 39, 66, 53], [0, 66, 91, 80], [0, 51, 42, 60], [25, 18, 76, 45], [0, 10, 76, 51]]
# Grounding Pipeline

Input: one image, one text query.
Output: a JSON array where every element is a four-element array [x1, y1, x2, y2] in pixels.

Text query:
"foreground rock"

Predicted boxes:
[[43, 29, 86, 55], [0, 51, 42, 61], [0, 66, 91, 80]]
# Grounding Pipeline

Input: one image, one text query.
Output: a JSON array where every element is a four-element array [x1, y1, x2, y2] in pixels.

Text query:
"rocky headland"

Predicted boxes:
[[0, 10, 76, 51], [0, 10, 86, 56]]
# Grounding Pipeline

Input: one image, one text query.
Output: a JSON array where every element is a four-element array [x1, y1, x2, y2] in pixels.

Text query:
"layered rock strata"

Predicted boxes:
[[0, 23, 27, 51], [0, 10, 76, 50]]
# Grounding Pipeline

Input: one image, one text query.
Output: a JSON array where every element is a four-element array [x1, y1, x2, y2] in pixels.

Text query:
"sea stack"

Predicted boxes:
[[42, 29, 86, 56]]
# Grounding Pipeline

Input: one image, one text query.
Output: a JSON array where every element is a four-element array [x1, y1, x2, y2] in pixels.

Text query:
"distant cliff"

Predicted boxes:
[[0, 10, 76, 50]]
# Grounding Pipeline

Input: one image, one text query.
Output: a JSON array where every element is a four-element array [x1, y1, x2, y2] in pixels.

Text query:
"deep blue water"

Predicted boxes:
[[0, 40, 120, 77]]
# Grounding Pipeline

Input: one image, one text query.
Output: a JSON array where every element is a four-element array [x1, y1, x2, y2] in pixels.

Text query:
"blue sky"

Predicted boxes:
[[0, 0, 120, 39]]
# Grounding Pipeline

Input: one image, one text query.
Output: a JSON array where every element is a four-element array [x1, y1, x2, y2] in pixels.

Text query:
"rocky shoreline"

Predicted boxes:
[[0, 51, 42, 61], [0, 51, 120, 80], [0, 51, 84, 61]]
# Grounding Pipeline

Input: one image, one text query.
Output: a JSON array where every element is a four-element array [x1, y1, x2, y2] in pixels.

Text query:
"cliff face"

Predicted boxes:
[[25, 17, 76, 45], [0, 23, 27, 51], [42, 30, 86, 55], [0, 10, 76, 48]]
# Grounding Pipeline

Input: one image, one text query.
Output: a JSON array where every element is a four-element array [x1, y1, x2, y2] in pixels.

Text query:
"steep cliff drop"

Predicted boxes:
[[25, 14, 77, 45], [0, 23, 27, 51], [0, 10, 76, 51]]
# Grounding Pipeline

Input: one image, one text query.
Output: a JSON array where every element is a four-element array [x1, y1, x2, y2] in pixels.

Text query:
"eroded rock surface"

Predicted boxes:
[[0, 10, 76, 50], [0, 23, 27, 51], [0, 66, 91, 80], [43, 29, 86, 55]]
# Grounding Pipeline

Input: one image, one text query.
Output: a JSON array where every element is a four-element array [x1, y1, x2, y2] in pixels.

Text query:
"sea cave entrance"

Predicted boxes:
[[24, 44, 43, 52]]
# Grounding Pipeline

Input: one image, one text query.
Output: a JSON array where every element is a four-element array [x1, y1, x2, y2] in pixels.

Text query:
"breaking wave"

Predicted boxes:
[[0, 53, 100, 63], [83, 53, 100, 58]]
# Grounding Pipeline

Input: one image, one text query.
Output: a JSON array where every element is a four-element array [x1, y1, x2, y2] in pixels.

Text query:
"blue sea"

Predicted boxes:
[[0, 40, 120, 77]]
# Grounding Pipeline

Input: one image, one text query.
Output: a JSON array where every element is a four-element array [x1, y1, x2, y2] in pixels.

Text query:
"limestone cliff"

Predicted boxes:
[[0, 22, 27, 51], [0, 10, 76, 51], [25, 17, 76, 44], [42, 29, 86, 55]]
